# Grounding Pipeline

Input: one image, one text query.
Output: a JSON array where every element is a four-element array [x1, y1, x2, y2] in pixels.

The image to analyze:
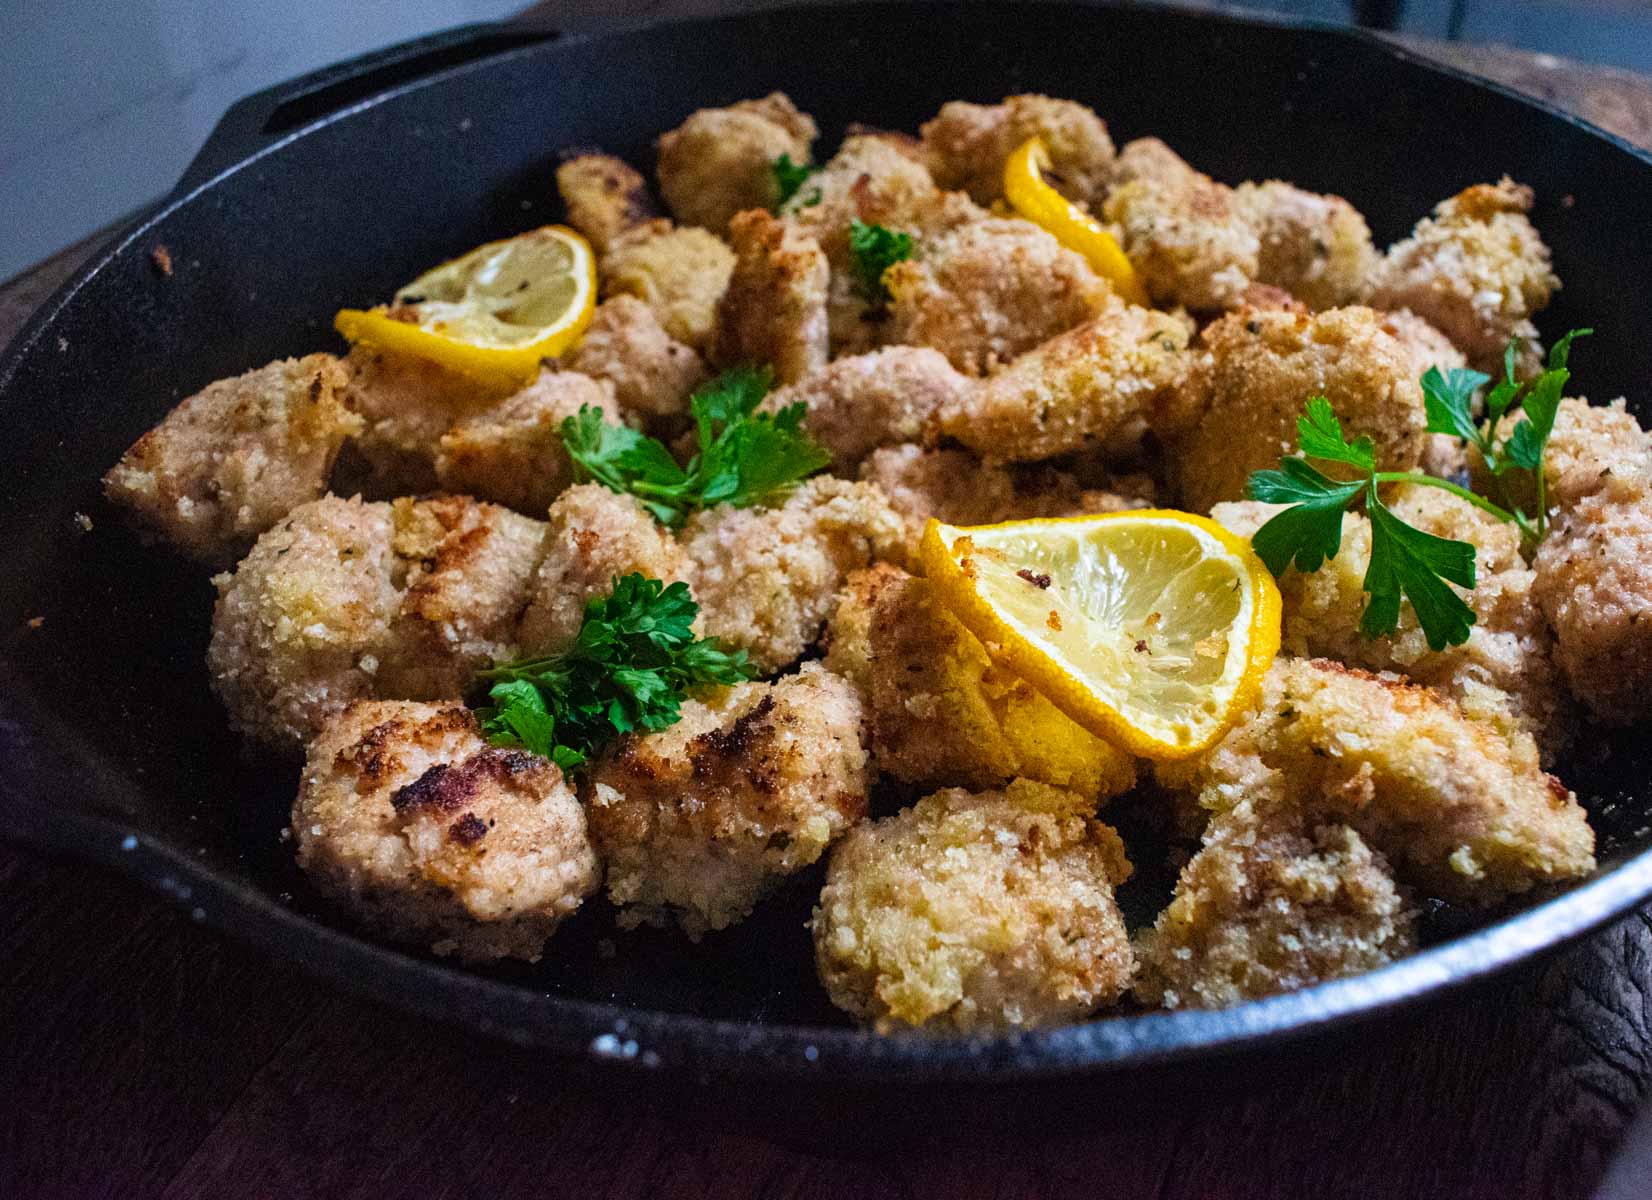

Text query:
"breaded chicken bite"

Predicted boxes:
[[1534, 486, 1652, 724], [555, 153, 659, 254], [1377, 308, 1473, 479], [587, 663, 870, 937], [378, 496, 546, 699], [1159, 658, 1594, 907], [209, 496, 401, 752], [938, 299, 1190, 461], [884, 217, 1113, 375], [1478, 395, 1652, 516], [516, 483, 689, 657], [565, 295, 708, 432], [1368, 178, 1559, 374], [602, 223, 735, 352], [713, 208, 830, 385], [865, 570, 1137, 800], [756, 346, 968, 469], [821, 561, 908, 695], [1212, 487, 1569, 755], [104, 354, 360, 565], [434, 367, 619, 516], [339, 346, 499, 496], [1231, 180, 1377, 311], [859, 444, 1151, 554], [1104, 138, 1259, 312], [1171, 305, 1428, 512], [1134, 798, 1415, 1010], [681, 476, 905, 673], [294, 700, 598, 962], [920, 94, 1116, 208], [812, 779, 1135, 1034], [655, 92, 817, 232]]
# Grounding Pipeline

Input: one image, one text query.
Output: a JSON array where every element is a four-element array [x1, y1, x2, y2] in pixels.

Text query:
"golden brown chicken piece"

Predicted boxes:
[[602, 223, 736, 353], [294, 700, 598, 962], [554, 152, 660, 254], [714, 209, 830, 385], [338, 346, 500, 496], [104, 354, 361, 565], [1134, 798, 1416, 1010], [884, 217, 1113, 375], [1212, 487, 1570, 757], [821, 562, 909, 695], [655, 92, 817, 232], [434, 367, 619, 517], [681, 477, 905, 673], [756, 346, 969, 469], [937, 299, 1190, 461], [565, 295, 708, 433], [1478, 395, 1652, 516], [1157, 657, 1594, 907], [1231, 180, 1377, 311], [1171, 305, 1428, 512], [587, 662, 871, 938], [857, 569, 1136, 801], [920, 93, 1116, 208], [812, 779, 1135, 1034], [1367, 178, 1559, 375]]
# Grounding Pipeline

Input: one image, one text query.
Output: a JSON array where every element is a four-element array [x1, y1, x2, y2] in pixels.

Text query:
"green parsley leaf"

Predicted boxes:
[[848, 219, 913, 307], [1421, 365, 1492, 448], [1295, 396, 1376, 470], [560, 367, 830, 527], [1362, 497, 1477, 651], [772, 153, 819, 210], [1247, 457, 1364, 575], [475, 574, 755, 768]]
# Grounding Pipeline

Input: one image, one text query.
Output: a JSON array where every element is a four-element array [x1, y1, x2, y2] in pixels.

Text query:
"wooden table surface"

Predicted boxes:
[[7, 15, 1652, 1198]]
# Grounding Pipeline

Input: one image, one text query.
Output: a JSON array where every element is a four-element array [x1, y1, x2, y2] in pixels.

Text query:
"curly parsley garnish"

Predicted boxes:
[[560, 366, 831, 527], [1246, 330, 1590, 651], [475, 574, 753, 770], [772, 153, 820, 210], [847, 219, 913, 307]]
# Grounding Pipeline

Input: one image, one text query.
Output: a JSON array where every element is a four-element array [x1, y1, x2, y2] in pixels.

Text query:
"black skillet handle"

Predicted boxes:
[[172, 20, 560, 196]]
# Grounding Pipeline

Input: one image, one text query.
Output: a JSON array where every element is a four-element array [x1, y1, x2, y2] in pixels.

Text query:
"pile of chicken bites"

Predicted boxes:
[[107, 90, 1650, 1034]]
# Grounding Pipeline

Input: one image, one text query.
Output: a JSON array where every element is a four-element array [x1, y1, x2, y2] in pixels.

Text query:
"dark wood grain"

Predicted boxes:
[[5, 13, 1652, 1198]]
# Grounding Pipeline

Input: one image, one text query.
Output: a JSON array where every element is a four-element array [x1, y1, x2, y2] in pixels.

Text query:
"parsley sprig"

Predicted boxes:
[[560, 366, 831, 527], [847, 219, 913, 308], [772, 153, 820, 209], [1246, 329, 1590, 651], [475, 573, 754, 770]]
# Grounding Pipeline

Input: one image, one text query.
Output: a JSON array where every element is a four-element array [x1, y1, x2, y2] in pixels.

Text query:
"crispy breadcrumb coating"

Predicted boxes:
[[885, 217, 1113, 375], [1159, 658, 1594, 906], [864, 570, 1136, 800], [1231, 180, 1377, 311], [338, 346, 498, 496], [1478, 395, 1652, 515], [714, 208, 830, 385], [938, 299, 1190, 460], [516, 483, 689, 657], [587, 662, 870, 937], [756, 346, 968, 469], [1535, 485, 1652, 724], [294, 700, 598, 962], [920, 94, 1115, 208], [1134, 799, 1415, 1009], [1172, 305, 1428, 512], [555, 153, 660, 254], [208, 496, 545, 753], [822, 562, 909, 695], [565, 295, 708, 432], [1368, 178, 1559, 374], [104, 354, 361, 565], [812, 779, 1135, 1033], [1212, 487, 1570, 755], [434, 367, 619, 517], [602, 223, 735, 352], [655, 92, 817, 232], [681, 477, 905, 673]]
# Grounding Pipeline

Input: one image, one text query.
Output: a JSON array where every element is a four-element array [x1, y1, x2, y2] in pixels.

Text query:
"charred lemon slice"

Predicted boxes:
[[335, 225, 596, 388], [919, 511, 1281, 760], [1004, 136, 1150, 307]]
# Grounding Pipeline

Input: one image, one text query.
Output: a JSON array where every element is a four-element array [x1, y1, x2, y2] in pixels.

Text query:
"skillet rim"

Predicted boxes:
[[4, 0, 1652, 1083]]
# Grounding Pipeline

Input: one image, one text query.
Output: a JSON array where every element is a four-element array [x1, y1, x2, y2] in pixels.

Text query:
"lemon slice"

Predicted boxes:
[[335, 225, 596, 388], [1004, 137, 1150, 308], [919, 511, 1282, 760]]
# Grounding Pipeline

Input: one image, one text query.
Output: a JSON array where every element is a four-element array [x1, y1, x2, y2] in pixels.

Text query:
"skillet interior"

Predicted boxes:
[[3, 0, 1652, 1084]]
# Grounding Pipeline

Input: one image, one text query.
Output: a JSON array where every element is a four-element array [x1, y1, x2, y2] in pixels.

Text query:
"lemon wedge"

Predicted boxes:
[[335, 225, 596, 388], [1004, 136, 1150, 308], [919, 511, 1281, 760]]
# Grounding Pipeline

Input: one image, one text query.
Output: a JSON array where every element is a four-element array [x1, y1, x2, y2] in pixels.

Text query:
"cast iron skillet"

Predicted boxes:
[[4, 1, 1652, 1091]]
